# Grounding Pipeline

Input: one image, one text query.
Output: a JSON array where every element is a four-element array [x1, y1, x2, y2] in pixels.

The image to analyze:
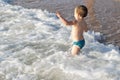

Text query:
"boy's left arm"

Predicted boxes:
[[56, 11, 74, 26]]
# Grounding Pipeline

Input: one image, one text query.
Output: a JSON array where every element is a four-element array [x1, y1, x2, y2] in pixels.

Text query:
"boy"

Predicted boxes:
[[56, 5, 88, 56]]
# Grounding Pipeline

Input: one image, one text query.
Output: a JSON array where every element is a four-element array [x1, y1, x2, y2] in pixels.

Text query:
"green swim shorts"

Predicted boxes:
[[73, 39, 85, 49]]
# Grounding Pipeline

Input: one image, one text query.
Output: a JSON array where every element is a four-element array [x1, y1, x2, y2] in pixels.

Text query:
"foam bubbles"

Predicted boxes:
[[0, 0, 120, 80]]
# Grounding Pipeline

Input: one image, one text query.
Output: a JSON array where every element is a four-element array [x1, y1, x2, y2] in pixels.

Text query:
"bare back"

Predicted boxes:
[[71, 20, 88, 41]]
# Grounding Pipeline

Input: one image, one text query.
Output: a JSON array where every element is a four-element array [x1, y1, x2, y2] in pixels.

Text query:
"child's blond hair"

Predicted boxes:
[[75, 5, 88, 18]]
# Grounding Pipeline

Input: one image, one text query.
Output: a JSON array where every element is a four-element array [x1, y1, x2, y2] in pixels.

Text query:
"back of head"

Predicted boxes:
[[75, 5, 88, 18]]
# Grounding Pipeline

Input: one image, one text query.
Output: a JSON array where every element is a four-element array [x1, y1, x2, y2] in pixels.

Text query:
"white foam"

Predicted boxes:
[[0, 0, 120, 80]]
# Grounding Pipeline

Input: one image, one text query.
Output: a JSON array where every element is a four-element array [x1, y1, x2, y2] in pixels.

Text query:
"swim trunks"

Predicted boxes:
[[73, 39, 85, 49]]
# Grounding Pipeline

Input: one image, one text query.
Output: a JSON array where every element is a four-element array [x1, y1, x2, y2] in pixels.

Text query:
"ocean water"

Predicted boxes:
[[9, 0, 120, 46], [0, 0, 120, 80]]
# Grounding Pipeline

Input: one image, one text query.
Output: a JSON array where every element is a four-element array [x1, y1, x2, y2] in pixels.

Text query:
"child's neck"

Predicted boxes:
[[76, 17, 83, 22]]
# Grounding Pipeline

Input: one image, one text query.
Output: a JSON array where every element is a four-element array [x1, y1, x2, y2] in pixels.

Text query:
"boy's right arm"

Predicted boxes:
[[56, 11, 74, 26]]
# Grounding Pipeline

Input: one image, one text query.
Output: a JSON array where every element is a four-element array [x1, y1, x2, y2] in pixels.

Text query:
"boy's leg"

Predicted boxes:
[[71, 45, 80, 56]]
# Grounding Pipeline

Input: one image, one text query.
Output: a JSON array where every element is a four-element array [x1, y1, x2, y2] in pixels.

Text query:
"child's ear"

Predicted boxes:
[[79, 15, 82, 19], [78, 14, 81, 17]]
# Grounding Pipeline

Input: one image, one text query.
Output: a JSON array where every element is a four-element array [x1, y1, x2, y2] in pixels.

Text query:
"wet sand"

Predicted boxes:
[[11, 0, 120, 48]]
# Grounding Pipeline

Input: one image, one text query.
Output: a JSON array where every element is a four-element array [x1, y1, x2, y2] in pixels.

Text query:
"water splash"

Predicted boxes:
[[0, 0, 120, 80]]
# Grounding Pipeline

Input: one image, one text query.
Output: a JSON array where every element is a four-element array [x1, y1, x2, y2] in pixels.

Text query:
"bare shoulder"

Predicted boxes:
[[72, 20, 78, 25]]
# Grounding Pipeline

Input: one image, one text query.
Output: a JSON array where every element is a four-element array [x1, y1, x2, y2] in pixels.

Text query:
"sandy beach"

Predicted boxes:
[[10, 0, 120, 48]]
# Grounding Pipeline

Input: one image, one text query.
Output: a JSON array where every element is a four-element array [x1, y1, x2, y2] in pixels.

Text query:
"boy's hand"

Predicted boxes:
[[56, 11, 61, 18]]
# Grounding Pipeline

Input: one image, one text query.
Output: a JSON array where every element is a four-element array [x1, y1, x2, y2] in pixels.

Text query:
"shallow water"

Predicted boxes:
[[10, 0, 120, 46], [0, 0, 120, 80]]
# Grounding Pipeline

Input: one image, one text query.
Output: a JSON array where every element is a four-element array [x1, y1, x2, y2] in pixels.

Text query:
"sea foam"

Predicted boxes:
[[0, 0, 120, 80]]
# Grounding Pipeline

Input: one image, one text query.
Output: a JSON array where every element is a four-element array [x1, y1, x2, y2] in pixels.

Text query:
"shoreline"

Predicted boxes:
[[10, 0, 120, 48]]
